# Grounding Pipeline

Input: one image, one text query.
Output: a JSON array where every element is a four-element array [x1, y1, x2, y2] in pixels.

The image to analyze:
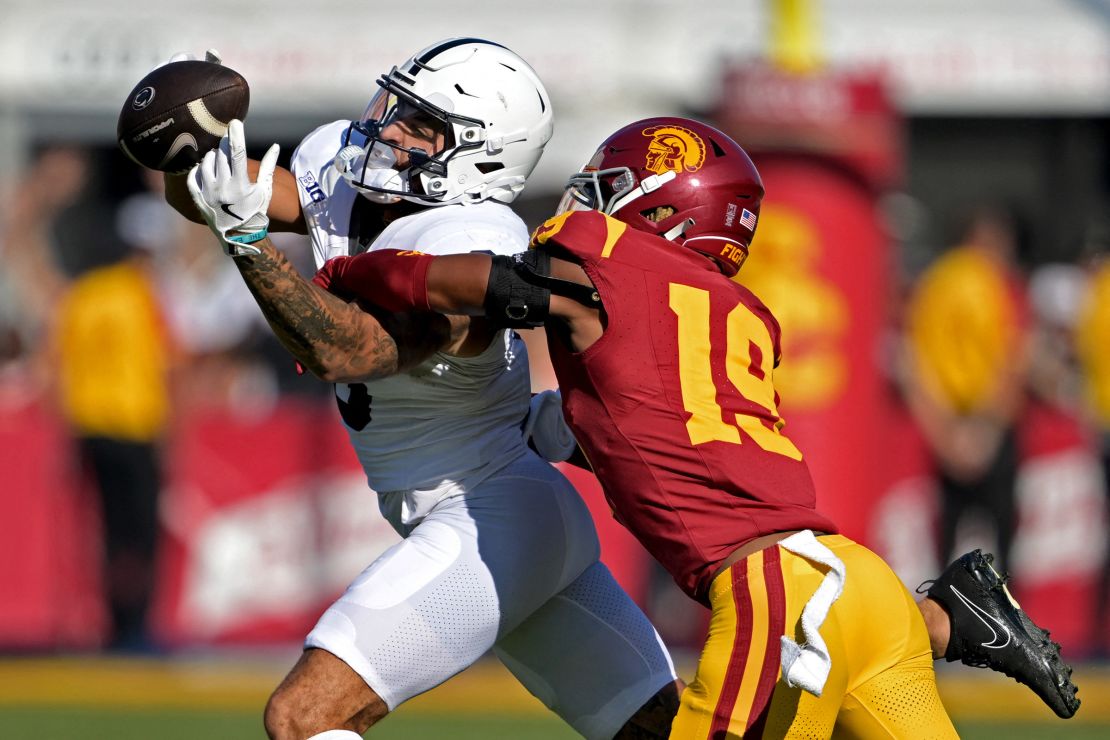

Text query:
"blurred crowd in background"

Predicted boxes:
[[0, 147, 309, 650], [1, 136, 1108, 658], [0, 146, 323, 413], [1, 0, 1109, 666]]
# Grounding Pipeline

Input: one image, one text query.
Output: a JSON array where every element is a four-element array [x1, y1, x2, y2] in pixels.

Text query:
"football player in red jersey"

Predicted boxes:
[[198, 116, 1079, 734], [310, 117, 1079, 733]]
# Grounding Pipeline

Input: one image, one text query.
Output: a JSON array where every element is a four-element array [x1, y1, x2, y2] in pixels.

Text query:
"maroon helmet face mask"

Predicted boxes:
[[559, 117, 764, 277]]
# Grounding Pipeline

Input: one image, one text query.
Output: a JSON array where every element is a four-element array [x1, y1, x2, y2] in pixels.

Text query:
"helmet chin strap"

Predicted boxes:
[[663, 218, 694, 241]]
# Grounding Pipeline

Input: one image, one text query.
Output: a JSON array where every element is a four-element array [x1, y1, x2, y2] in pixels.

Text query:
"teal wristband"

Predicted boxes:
[[228, 229, 268, 244]]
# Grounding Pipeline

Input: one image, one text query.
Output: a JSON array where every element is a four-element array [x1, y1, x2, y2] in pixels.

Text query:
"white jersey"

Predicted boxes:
[[289, 121, 678, 737], [290, 120, 532, 503]]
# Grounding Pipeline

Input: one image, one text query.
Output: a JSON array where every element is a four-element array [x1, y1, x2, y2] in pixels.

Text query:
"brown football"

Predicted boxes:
[[117, 60, 249, 174]]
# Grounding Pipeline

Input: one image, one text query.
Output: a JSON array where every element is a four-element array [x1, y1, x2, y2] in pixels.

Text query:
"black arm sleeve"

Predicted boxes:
[[483, 250, 603, 329], [484, 250, 553, 328]]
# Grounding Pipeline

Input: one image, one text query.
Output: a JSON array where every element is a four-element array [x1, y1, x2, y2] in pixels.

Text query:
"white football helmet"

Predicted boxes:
[[336, 38, 554, 206]]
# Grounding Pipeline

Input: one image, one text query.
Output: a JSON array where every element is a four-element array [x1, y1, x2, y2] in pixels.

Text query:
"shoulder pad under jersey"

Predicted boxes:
[[530, 210, 630, 261]]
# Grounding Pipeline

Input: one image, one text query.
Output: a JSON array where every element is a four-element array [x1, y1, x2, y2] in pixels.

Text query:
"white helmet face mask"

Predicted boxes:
[[334, 38, 554, 206]]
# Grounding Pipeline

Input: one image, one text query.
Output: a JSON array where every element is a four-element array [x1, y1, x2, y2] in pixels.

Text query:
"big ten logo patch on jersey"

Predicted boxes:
[[642, 124, 706, 175], [739, 203, 848, 410], [299, 172, 327, 205]]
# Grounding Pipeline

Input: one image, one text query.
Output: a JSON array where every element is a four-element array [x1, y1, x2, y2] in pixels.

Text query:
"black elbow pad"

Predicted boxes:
[[484, 251, 552, 328]]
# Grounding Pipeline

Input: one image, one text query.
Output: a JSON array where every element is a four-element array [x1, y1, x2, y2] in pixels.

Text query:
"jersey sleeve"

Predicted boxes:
[[289, 120, 359, 268], [289, 120, 350, 195]]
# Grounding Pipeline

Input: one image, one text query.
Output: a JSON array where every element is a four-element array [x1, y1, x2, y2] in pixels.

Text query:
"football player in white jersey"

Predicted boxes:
[[162, 39, 681, 739]]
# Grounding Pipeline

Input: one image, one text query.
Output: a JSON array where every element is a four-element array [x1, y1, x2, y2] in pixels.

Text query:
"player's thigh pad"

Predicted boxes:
[[672, 543, 801, 739], [770, 536, 956, 739], [306, 452, 603, 710], [672, 535, 955, 739], [494, 560, 677, 740], [834, 652, 957, 740], [456, 451, 603, 620], [305, 515, 498, 711]]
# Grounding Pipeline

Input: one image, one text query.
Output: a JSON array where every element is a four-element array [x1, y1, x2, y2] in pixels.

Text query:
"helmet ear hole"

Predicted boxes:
[[641, 205, 677, 223]]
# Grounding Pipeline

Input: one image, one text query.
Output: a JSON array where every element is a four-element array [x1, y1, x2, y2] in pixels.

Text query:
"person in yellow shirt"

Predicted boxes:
[[52, 216, 173, 651], [1077, 254, 1110, 450], [1076, 250, 1110, 656], [905, 204, 1029, 574]]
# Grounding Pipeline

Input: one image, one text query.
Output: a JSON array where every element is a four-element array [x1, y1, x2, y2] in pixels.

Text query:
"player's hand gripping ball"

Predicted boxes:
[[117, 58, 249, 174]]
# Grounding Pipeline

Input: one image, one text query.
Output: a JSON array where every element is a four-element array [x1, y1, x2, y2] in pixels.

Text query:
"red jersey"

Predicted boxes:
[[533, 210, 838, 602]]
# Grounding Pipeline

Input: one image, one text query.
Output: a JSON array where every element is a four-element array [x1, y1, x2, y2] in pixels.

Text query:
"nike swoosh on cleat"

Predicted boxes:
[[221, 203, 243, 220], [950, 585, 1012, 649]]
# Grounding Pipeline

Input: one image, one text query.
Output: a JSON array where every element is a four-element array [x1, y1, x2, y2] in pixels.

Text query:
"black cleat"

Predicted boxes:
[[921, 550, 1080, 719]]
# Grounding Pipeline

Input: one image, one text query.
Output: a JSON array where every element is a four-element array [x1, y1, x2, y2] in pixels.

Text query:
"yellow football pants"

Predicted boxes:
[[670, 535, 958, 739]]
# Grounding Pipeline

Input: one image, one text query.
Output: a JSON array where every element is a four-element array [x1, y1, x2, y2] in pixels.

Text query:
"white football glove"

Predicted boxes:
[[187, 119, 280, 257], [523, 389, 578, 463]]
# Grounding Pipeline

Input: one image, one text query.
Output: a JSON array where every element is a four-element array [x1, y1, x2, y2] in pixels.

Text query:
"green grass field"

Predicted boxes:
[[4, 708, 1110, 740], [1, 655, 1107, 739]]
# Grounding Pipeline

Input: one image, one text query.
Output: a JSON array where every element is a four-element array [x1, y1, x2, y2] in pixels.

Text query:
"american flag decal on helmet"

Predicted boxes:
[[739, 208, 758, 230]]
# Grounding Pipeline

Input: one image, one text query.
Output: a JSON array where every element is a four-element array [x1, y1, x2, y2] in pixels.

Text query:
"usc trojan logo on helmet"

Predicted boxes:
[[642, 125, 706, 175]]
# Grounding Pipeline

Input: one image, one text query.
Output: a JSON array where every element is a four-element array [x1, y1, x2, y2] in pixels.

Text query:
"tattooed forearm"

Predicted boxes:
[[232, 239, 408, 381]]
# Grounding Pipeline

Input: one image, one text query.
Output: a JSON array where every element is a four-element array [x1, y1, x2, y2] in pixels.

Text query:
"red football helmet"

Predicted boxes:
[[558, 117, 763, 276]]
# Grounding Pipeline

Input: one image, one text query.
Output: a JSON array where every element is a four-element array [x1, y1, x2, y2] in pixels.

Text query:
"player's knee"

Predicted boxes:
[[264, 678, 387, 739], [264, 686, 311, 740]]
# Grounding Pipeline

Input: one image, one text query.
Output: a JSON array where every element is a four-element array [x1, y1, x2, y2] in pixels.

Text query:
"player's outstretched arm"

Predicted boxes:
[[187, 120, 453, 381], [315, 249, 593, 325], [315, 248, 604, 352], [233, 238, 453, 381]]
